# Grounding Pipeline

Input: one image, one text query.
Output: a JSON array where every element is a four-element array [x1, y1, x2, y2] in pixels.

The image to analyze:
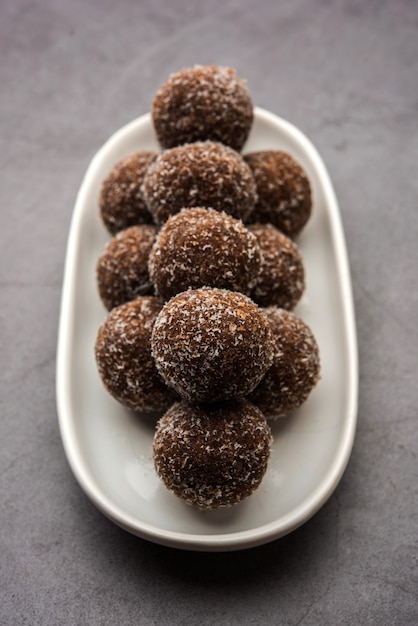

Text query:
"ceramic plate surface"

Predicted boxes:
[[56, 108, 358, 551]]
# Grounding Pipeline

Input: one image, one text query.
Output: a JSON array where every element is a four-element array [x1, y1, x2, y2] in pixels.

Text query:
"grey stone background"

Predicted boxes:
[[1, 1, 417, 624]]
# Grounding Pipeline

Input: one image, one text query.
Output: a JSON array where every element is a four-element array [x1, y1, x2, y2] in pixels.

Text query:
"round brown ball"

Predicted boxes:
[[248, 223, 305, 310], [149, 207, 261, 300], [153, 399, 272, 509], [151, 288, 274, 404], [95, 296, 178, 412], [96, 225, 158, 311], [244, 150, 312, 238], [100, 151, 157, 235], [248, 308, 320, 418], [152, 65, 253, 151], [141, 141, 257, 224]]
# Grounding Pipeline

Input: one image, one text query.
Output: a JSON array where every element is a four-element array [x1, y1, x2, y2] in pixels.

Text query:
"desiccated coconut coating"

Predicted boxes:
[[149, 207, 261, 300], [153, 399, 272, 509], [100, 151, 157, 235], [151, 288, 275, 404], [152, 65, 253, 152], [248, 308, 320, 418], [248, 223, 305, 310], [244, 150, 312, 238], [96, 225, 158, 310], [141, 141, 257, 224], [95, 296, 178, 412]]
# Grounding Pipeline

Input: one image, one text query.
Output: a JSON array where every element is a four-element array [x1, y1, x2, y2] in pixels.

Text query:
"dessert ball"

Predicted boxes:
[[248, 308, 320, 418], [153, 399, 272, 509], [149, 207, 261, 300], [152, 65, 253, 152], [100, 151, 157, 235], [96, 225, 158, 311], [248, 223, 305, 310], [95, 296, 178, 412], [151, 288, 274, 403], [244, 150, 312, 238], [141, 141, 257, 224]]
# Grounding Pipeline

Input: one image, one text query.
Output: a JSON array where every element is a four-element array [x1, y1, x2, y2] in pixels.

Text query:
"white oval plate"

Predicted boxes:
[[56, 108, 358, 551]]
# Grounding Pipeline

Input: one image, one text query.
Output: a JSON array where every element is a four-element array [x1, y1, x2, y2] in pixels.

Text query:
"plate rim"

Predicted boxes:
[[56, 107, 358, 551]]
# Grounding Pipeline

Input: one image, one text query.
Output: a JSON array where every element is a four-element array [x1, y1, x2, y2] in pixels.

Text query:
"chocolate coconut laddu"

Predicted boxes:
[[95, 296, 178, 412], [96, 224, 158, 311], [153, 399, 272, 510], [141, 140, 257, 224], [149, 207, 261, 300], [151, 287, 275, 404], [244, 150, 312, 238], [248, 308, 320, 418], [99, 151, 157, 235], [248, 223, 305, 310], [152, 65, 253, 151]]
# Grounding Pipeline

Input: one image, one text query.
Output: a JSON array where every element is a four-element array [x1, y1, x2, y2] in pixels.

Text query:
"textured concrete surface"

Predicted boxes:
[[1, 1, 417, 624]]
